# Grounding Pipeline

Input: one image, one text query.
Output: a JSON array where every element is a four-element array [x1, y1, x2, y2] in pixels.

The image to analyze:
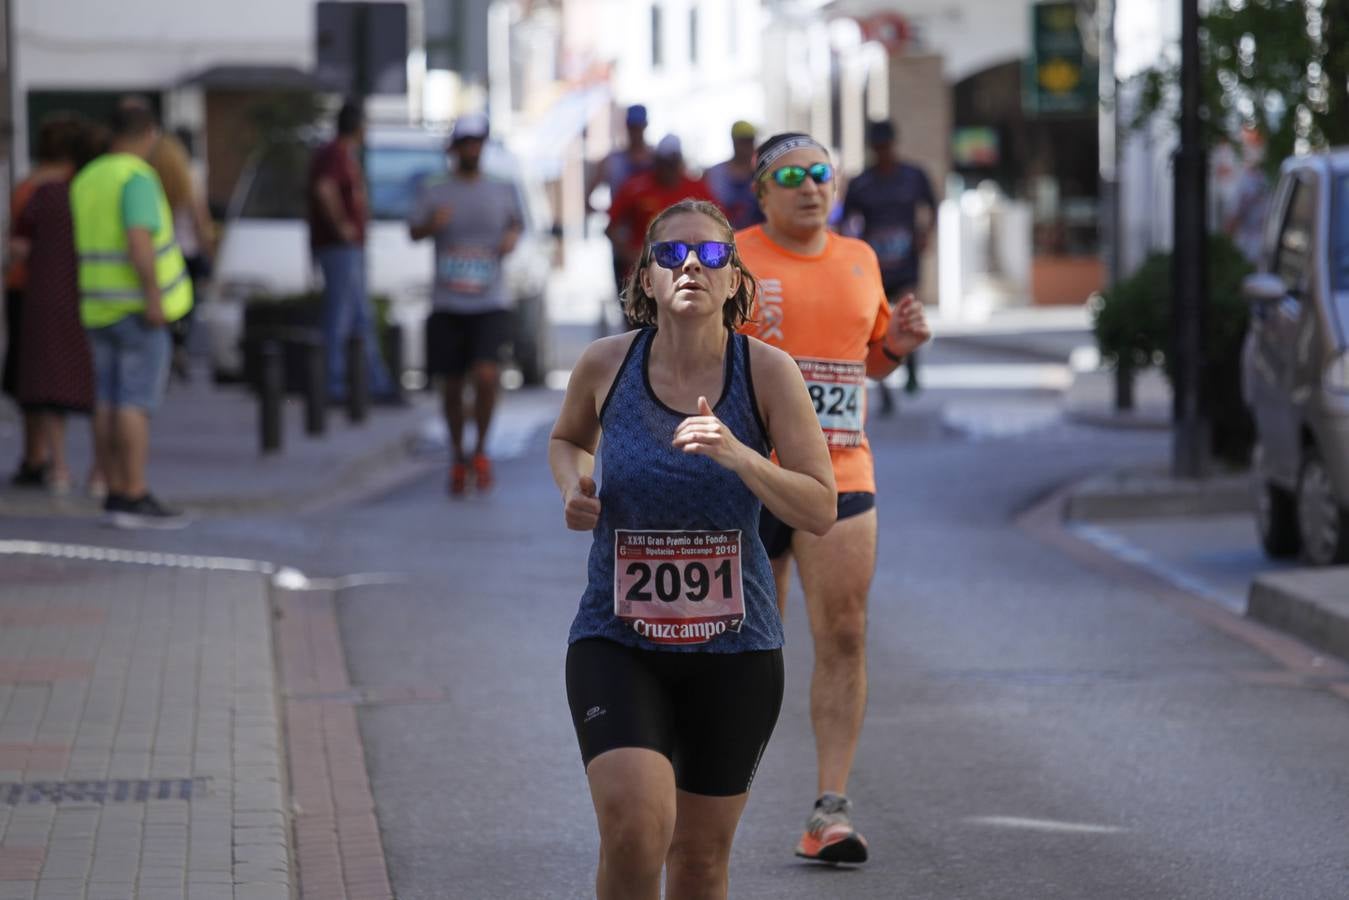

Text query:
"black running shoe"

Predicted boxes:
[[10, 462, 48, 488], [110, 493, 190, 530]]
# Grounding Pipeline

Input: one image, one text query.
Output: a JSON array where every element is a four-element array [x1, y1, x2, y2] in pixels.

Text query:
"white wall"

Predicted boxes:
[[597, 0, 766, 170]]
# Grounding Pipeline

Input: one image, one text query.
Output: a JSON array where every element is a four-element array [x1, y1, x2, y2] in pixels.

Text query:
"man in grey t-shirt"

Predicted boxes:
[[409, 112, 523, 496]]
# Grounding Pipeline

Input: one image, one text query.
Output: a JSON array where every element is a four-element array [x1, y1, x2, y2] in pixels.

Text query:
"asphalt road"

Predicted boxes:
[[5, 338, 1348, 899]]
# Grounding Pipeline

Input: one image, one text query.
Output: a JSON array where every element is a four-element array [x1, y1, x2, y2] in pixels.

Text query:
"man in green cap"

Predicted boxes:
[[706, 120, 764, 230]]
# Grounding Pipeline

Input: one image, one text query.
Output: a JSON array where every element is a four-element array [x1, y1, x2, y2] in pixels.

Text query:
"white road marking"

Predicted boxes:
[[0, 540, 403, 592], [1069, 524, 1246, 613], [965, 815, 1126, 835], [0, 539, 276, 574]]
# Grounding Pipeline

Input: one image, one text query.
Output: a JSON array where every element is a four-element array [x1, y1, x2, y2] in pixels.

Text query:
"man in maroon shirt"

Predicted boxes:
[[606, 134, 717, 325], [308, 99, 394, 402]]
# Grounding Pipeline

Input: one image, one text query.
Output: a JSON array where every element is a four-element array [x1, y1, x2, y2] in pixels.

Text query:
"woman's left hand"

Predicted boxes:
[[672, 396, 746, 471]]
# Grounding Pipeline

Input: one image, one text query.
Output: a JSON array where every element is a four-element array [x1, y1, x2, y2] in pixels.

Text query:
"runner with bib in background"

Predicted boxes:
[[738, 132, 931, 865], [842, 119, 936, 411], [551, 198, 835, 899], [410, 112, 523, 496]]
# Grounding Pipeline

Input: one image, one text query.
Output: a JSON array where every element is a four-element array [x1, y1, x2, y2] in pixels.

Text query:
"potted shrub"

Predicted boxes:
[[1091, 233, 1255, 466]]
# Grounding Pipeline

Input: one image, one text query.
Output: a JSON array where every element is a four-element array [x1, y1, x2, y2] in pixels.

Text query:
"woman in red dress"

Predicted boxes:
[[9, 116, 105, 494], [4, 114, 88, 488]]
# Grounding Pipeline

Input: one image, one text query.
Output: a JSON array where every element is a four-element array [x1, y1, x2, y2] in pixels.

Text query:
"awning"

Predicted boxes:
[[178, 65, 324, 92]]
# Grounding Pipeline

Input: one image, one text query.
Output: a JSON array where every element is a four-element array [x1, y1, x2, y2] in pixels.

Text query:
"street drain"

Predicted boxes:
[[1, 777, 212, 805]]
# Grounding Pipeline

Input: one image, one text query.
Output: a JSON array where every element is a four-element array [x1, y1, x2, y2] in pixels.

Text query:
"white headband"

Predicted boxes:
[[754, 136, 830, 182]]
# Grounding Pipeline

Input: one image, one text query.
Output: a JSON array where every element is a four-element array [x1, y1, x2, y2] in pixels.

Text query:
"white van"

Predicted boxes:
[[202, 124, 555, 385]]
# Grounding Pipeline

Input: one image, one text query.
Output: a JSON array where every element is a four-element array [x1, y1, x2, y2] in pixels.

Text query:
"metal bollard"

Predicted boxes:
[[259, 340, 284, 454], [302, 338, 326, 436], [1115, 361, 1135, 412], [383, 324, 405, 403], [346, 335, 368, 423]]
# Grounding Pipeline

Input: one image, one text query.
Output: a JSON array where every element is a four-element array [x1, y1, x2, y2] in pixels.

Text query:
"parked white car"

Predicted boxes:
[[202, 124, 555, 385]]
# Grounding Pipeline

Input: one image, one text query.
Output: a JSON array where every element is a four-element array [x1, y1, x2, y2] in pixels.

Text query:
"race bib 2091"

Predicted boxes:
[[613, 529, 745, 645]]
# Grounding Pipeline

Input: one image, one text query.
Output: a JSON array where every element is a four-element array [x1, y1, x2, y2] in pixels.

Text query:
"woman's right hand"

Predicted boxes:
[[564, 475, 602, 530]]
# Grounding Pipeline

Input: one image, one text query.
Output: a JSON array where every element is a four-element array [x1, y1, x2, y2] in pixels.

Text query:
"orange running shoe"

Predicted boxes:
[[448, 462, 469, 496], [472, 453, 493, 491], [795, 793, 869, 865]]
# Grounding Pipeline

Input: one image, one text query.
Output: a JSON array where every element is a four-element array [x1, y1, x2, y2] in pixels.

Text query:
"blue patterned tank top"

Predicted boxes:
[[568, 328, 783, 653]]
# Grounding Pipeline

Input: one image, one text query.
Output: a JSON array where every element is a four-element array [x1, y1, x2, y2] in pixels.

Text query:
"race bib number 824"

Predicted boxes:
[[797, 357, 865, 448]]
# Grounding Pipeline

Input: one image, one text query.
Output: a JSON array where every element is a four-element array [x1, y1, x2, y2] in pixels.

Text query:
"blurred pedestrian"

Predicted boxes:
[[705, 120, 764, 230], [607, 135, 717, 325], [8, 116, 106, 496], [842, 119, 936, 409], [1224, 155, 1269, 266], [408, 112, 523, 497], [148, 130, 214, 382], [307, 98, 396, 404], [4, 114, 88, 488], [738, 131, 930, 864], [551, 197, 835, 899], [589, 104, 654, 298], [72, 97, 193, 527]]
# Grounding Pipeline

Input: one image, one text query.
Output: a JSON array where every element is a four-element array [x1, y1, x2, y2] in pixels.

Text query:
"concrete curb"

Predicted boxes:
[[1248, 569, 1349, 664], [1063, 467, 1252, 520]]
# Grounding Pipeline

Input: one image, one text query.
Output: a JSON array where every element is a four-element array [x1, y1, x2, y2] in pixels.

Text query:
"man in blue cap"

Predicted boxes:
[[587, 104, 654, 310]]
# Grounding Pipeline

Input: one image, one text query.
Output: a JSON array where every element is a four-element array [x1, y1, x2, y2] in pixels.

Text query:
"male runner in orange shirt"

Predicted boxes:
[[738, 132, 930, 865]]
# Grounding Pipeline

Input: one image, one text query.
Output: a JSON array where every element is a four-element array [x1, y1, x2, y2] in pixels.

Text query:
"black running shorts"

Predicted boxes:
[[759, 491, 875, 560], [425, 309, 513, 376], [565, 638, 784, 797]]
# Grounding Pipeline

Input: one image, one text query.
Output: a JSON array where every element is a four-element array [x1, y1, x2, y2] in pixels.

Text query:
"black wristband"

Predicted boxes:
[[881, 343, 904, 363]]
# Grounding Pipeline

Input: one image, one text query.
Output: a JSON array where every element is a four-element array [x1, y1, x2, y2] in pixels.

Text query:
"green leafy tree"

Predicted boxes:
[[1132, 0, 1349, 169]]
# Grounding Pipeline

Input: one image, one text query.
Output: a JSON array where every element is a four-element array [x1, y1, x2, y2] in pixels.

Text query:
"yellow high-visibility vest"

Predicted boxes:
[[71, 153, 193, 328]]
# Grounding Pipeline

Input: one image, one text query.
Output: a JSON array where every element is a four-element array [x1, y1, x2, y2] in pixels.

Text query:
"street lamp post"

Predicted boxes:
[[1172, 0, 1209, 477]]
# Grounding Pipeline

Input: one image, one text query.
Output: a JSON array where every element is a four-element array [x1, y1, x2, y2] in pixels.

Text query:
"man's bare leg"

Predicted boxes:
[[470, 361, 499, 458], [792, 509, 877, 796], [115, 407, 151, 498], [441, 376, 467, 463], [93, 407, 124, 497]]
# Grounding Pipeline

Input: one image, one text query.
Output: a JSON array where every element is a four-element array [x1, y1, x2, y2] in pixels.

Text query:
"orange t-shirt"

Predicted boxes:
[[736, 225, 890, 494]]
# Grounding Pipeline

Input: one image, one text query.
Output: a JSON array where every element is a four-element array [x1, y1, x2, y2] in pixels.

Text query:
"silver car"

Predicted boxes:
[[1243, 151, 1349, 565]]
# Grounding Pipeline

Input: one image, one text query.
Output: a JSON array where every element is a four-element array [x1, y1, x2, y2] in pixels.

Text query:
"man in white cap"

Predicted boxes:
[[409, 111, 524, 495], [605, 134, 717, 324]]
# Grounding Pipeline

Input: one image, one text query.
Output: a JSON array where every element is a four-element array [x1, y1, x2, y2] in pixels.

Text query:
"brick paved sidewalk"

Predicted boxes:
[[0, 545, 290, 900]]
